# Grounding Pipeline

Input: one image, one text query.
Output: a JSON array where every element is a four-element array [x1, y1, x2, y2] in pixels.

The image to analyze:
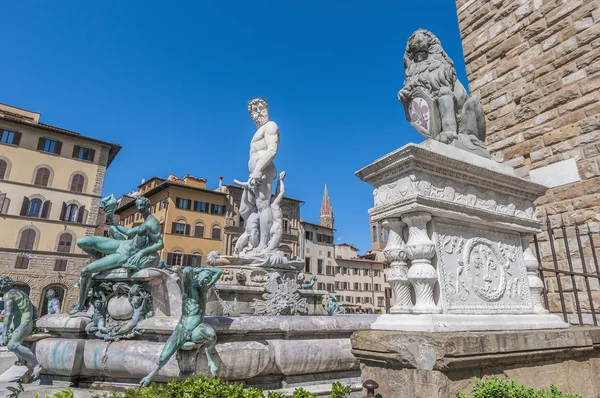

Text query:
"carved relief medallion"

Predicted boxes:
[[435, 222, 532, 313]]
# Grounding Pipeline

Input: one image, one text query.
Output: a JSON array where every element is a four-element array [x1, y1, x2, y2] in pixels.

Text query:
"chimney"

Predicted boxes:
[[219, 176, 223, 189]]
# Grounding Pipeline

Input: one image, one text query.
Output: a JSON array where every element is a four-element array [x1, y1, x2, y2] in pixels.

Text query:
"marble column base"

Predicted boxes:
[[370, 313, 567, 332]]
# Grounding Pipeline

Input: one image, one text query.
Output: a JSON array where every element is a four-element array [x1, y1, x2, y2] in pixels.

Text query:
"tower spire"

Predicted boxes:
[[320, 185, 334, 229]]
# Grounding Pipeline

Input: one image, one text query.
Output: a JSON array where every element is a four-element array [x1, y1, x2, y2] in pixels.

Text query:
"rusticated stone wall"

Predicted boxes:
[[455, 0, 600, 322]]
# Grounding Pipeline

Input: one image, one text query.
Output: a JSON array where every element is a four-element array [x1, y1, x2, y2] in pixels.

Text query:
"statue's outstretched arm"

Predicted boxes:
[[205, 268, 223, 288], [135, 236, 164, 259], [113, 223, 141, 238], [272, 175, 286, 207]]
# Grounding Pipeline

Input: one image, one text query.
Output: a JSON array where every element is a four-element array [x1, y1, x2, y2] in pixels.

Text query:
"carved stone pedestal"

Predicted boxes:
[[356, 140, 566, 330]]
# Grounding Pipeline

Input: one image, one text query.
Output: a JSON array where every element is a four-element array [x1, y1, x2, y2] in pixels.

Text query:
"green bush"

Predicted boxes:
[[457, 377, 582, 398], [89, 375, 350, 398]]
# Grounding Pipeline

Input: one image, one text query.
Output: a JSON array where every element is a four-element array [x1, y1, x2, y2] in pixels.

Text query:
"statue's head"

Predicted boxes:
[[248, 97, 269, 127], [46, 289, 56, 299], [0, 277, 13, 295], [135, 196, 150, 214], [403, 29, 456, 95]]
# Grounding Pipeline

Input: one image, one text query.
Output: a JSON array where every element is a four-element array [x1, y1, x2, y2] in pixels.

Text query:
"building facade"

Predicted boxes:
[[115, 175, 227, 268], [0, 103, 120, 313], [300, 186, 388, 313], [455, 0, 600, 314], [220, 184, 303, 258], [334, 244, 387, 313]]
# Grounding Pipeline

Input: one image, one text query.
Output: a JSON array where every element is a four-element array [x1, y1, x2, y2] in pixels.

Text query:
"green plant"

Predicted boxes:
[[330, 382, 351, 398], [291, 387, 317, 398], [457, 377, 583, 398], [7, 381, 24, 398]]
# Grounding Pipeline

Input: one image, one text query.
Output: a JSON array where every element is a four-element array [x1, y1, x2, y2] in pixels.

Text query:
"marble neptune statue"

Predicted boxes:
[[140, 266, 222, 386], [209, 98, 302, 270], [71, 194, 164, 314], [0, 277, 42, 381]]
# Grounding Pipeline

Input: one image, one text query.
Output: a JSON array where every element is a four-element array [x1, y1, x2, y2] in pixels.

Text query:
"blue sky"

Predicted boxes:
[[2, 1, 467, 253]]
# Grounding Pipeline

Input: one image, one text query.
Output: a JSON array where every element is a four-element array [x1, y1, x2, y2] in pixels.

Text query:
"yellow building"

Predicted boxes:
[[114, 175, 227, 267], [0, 103, 121, 313]]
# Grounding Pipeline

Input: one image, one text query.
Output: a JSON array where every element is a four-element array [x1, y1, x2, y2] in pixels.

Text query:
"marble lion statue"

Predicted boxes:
[[398, 29, 488, 156]]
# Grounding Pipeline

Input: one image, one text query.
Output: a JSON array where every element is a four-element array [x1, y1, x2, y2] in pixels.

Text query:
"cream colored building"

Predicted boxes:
[[299, 186, 388, 313], [0, 103, 120, 313], [334, 244, 387, 313]]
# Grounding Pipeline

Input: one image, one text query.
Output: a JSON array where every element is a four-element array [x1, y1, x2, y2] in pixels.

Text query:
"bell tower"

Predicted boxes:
[[319, 185, 334, 229]]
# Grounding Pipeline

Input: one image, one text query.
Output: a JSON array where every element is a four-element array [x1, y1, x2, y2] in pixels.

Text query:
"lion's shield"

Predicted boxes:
[[403, 88, 441, 140]]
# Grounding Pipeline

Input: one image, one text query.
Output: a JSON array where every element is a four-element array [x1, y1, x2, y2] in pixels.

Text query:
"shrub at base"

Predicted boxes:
[[457, 377, 583, 398]]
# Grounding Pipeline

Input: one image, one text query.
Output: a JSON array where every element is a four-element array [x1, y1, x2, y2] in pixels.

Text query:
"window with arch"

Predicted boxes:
[[28, 199, 43, 217], [0, 159, 7, 180], [18, 228, 36, 250], [380, 227, 386, 243], [40, 285, 65, 316], [70, 174, 85, 193], [372, 226, 378, 242], [166, 251, 184, 266], [211, 226, 221, 240], [34, 168, 51, 187], [194, 223, 205, 238], [57, 233, 73, 253], [64, 204, 79, 222], [189, 253, 203, 267]]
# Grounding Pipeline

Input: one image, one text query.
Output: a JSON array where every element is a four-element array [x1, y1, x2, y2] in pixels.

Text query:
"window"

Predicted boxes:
[[326, 283, 335, 292], [34, 168, 51, 187], [28, 199, 43, 217], [210, 204, 224, 215], [0, 193, 6, 214], [345, 296, 353, 303], [316, 233, 333, 244], [363, 269, 370, 277], [355, 296, 361, 303], [172, 222, 187, 235], [364, 283, 371, 291], [72, 145, 95, 162], [70, 174, 85, 193], [54, 259, 67, 271], [64, 204, 79, 222], [194, 224, 205, 238], [317, 259, 323, 274], [187, 254, 202, 267], [372, 226, 377, 242], [377, 297, 385, 306], [167, 252, 184, 266], [317, 283, 325, 291], [326, 266, 334, 276], [38, 138, 62, 155], [374, 284, 381, 291], [18, 229, 36, 250], [1, 130, 20, 145], [159, 199, 168, 210], [194, 201, 208, 212], [335, 281, 341, 290], [305, 231, 313, 240], [15, 256, 29, 269], [175, 198, 191, 210], [343, 282, 349, 290], [211, 226, 221, 240], [283, 218, 290, 233], [374, 270, 381, 277], [57, 233, 73, 253], [327, 251, 331, 258], [304, 257, 311, 273], [353, 268, 359, 276], [0, 160, 7, 180], [353, 282, 360, 290]]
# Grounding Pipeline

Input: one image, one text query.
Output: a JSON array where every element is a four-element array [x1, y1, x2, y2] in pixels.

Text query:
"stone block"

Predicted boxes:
[[352, 328, 600, 398], [546, 0, 583, 25], [542, 124, 579, 146]]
